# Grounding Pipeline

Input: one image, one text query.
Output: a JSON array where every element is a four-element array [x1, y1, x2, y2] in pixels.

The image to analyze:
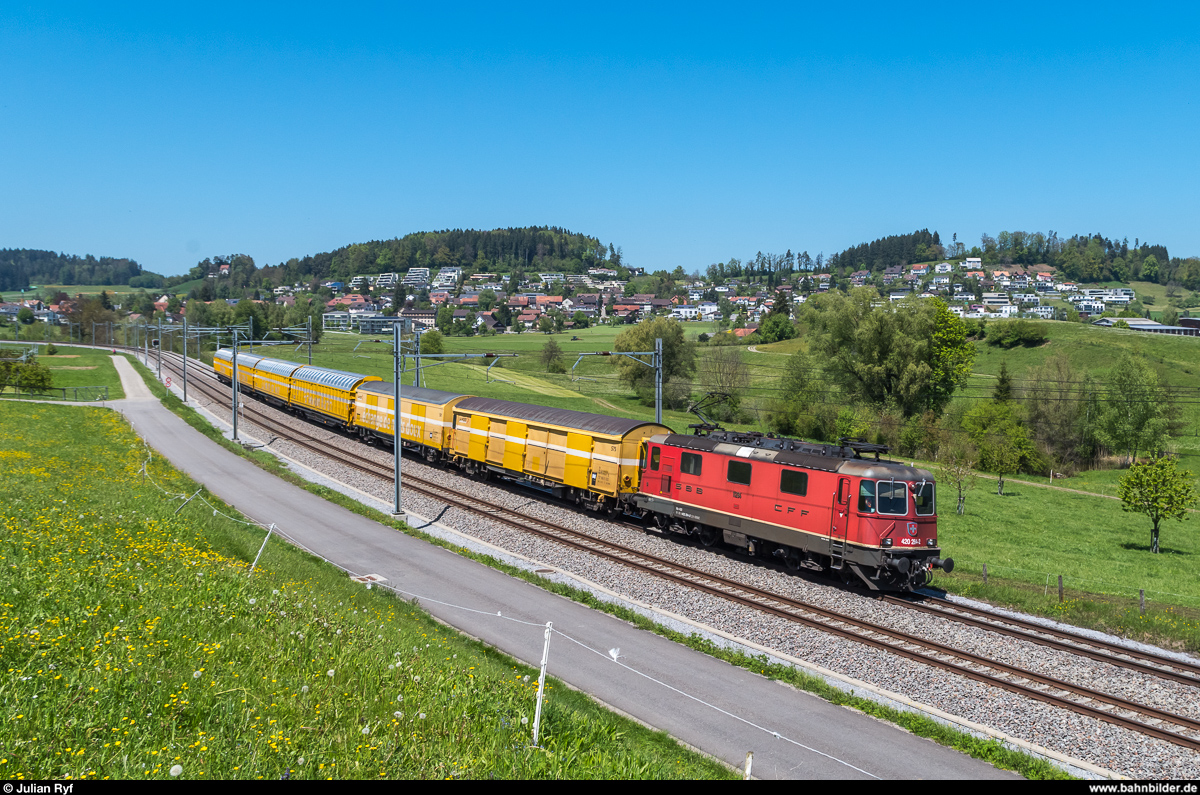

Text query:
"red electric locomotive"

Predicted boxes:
[[633, 430, 954, 591]]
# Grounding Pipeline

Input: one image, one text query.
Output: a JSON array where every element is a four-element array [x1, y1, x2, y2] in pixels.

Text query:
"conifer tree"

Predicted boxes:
[[993, 360, 1012, 402]]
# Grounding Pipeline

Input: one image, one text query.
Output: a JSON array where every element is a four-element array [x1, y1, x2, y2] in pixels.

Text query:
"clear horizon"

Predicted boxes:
[[3, 2, 1197, 277]]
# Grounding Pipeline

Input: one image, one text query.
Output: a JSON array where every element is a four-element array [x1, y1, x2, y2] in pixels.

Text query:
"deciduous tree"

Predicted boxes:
[[936, 442, 979, 515], [1097, 353, 1171, 465], [697, 345, 750, 418], [799, 291, 974, 416], [613, 317, 695, 403], [540, 338, 565, 373], [1117, 457, 1197, 553], [1024, 354, 1101, 470]]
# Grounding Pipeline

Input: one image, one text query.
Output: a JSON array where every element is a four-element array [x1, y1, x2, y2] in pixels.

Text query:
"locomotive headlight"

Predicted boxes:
[[881, 538, 893, 548], [926, 538, 935, 547]]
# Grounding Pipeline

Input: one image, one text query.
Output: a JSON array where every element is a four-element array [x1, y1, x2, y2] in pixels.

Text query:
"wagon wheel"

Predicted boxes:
[[698, 525, 720, 548]]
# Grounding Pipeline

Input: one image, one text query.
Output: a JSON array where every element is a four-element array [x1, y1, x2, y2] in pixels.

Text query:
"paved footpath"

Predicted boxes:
[[87, 353, 1021, 779]]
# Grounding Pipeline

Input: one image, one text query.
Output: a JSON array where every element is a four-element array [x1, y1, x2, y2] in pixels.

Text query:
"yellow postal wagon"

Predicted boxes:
[[449, 397, 669, 512], [353, 384, 470, 460], [286, 365, 381, 429], [212, 349, 266, 394]]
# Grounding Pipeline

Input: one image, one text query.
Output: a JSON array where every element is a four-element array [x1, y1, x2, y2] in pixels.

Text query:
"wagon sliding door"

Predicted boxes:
[[486, 419, 507, 465], [545, 431, 568, 480]]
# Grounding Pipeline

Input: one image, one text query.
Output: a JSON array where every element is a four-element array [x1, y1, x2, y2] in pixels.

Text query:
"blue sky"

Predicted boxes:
[[2, 2, 1197, 276]]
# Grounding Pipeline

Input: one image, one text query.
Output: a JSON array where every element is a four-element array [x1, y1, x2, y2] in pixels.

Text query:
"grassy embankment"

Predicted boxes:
[[0, 401, 735, 780]]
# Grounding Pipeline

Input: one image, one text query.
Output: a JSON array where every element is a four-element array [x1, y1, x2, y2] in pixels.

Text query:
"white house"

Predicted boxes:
[[671, 305, 700, 320]]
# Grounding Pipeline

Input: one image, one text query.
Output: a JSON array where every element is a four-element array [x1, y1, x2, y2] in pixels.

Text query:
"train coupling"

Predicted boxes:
[[931, 557, 955, 573]]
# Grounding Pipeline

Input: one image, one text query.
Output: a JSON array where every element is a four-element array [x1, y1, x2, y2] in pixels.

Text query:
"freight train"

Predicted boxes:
[[213, 349, 952, 591]]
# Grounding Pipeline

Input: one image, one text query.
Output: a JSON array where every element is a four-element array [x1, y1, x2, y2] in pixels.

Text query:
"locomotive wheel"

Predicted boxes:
[[783, 549, 802, 571], [698, 525, 720, 548]]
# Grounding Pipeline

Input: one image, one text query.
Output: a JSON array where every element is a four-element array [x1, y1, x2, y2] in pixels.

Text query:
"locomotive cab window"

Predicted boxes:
[[913, 482, 935, 516], [877, 481, 908, 516], [650, 447, 660, 471], [681, 452, 702, 476], [780, 469, 807, 496], [727, 460, 752, 485], [858, 480, 876, 513]]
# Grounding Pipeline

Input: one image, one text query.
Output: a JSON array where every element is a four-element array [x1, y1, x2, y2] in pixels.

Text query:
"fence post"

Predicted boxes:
[[982, 563, 987, 585], [532, 621, 552, 746], [1059, 574, 1064, 604], [1140, 589, 1145, 616], [249, 524, 276, 576]]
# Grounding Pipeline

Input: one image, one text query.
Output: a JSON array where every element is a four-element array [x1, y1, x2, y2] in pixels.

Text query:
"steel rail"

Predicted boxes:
[[885, 594, 1200, 688]]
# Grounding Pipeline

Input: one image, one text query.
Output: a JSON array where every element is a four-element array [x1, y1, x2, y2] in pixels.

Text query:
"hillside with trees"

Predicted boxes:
[[0, 249, 164, 291], [254, 227, 610, 287]]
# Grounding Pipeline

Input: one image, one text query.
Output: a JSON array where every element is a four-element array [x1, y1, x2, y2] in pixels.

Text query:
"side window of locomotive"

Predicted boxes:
[[914, 482, 935, 516], [780, 469, 807, 496], [727, 460, 751, 485], [877, 481, 908, 515], [681, 452, 702, 476], [650, 447, 660, 471], [857, 480, 876, 513]]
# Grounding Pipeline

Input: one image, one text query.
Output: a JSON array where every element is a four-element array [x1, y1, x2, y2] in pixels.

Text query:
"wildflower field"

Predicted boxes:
[[0, 402, 733, 780]]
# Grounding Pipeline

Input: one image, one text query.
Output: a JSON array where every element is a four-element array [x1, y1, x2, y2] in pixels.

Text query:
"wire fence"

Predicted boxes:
[[938, 560, 1200, 618], [0, 385, 110, 401]]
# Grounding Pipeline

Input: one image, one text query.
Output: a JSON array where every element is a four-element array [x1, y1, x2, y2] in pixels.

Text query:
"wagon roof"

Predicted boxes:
[[291, 365, 379, 391], [357, 383, 466, 405], [252, 357, 305, 377], [214, 349, 265, 368], [456, 397, 667, 437]]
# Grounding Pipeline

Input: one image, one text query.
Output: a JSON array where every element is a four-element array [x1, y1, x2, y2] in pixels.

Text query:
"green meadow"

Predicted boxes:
[[0, 402, 734, 780], [0, 346, 125, 401]]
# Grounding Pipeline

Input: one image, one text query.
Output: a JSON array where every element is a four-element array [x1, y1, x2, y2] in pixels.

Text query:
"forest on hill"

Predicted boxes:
[[0, 249, 165, 292], [248, 227, 611, 287]]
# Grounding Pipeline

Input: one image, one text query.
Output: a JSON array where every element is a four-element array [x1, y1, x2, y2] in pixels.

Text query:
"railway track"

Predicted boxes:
[[140, 346, 1200, 755]]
